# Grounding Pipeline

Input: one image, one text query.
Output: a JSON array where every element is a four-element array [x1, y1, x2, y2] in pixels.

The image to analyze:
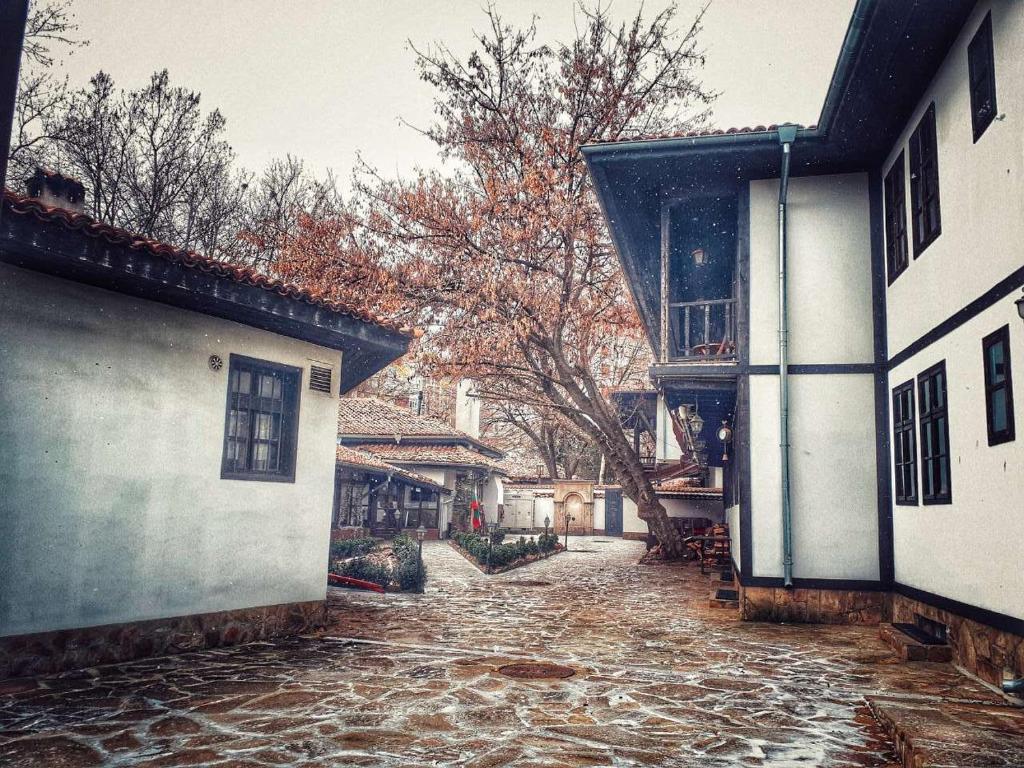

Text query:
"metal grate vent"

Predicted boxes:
[[309, 364, 333, 394]]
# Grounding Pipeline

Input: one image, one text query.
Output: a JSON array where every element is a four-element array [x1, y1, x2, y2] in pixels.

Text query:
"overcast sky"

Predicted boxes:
[[62, 0, 855, 180]]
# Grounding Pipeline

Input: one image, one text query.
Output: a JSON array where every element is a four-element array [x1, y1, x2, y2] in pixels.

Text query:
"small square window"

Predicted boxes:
[[221, 354, 302, 482], [968, 13, 997, 142], [982, 325, 1015, 445]]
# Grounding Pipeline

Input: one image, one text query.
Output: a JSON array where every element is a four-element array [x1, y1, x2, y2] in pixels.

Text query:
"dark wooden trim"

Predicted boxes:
[[748, 363, 877, 375], [739, 574, 887, 591], [869, 168, 895, 586], [888, 264, 1024, 369], [895, 582, 1024, 637], [982, 324, 1015, 446], [0, 221, 409, 391]]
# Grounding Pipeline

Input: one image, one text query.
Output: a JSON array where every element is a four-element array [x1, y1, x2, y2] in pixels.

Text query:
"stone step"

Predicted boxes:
[[709, 588, 739, 610], [868, 697, 1024, 768], [879, 623, 953, 662]]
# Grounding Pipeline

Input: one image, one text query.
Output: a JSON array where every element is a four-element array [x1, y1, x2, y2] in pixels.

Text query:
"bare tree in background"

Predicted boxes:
[[8, 0, 85, 183]]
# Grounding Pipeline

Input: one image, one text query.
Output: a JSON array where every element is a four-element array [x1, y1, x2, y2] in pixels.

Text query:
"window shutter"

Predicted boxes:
[[309, 364, 333, 394]]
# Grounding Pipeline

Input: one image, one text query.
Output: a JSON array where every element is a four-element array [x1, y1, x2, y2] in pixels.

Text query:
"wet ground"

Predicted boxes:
[[0, 537, 1009, 767]]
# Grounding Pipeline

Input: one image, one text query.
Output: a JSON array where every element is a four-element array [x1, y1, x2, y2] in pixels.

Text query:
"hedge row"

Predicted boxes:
[[451, 531, 559, 569]]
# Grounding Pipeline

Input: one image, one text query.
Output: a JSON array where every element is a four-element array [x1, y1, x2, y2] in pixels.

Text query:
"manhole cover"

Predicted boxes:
[[498, 662, 576, 680], [505, 579, 552, 587]]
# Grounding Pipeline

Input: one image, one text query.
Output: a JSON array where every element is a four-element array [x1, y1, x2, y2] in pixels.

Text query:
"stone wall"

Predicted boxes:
[[0, 600, 326, 680], [889, 592, 1023, 687], [740, 585, 884, 624], [331, 527, 371, 541]]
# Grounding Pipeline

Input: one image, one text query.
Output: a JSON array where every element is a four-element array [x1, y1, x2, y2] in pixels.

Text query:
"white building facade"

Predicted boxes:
[[0, 180, 409, 677], [585, 0, 1023, 690]]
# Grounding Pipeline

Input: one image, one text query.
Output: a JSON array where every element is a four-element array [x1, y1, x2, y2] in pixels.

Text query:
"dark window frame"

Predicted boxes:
[[221, 354, 302, 483], [892, 379, 918, 505], [982, 325, 1015, 446], [909, 104, 942, 256], [883, 152, 910, 284], [918, 360, 952, 505], [968, 12, 997, 143]]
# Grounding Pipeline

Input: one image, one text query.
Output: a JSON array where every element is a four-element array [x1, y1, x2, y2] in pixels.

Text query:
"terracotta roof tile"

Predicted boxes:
[[337, 398, 503, 455], [586, 123, 815, 146], [654, 478, 723, 498], [336, 445, 444, 489], [349, 442, 506, 472], [1, 189, 411, 335]]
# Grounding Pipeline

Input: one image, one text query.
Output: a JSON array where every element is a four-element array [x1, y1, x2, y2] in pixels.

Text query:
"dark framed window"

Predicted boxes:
[[221, 354, 301, 482], [968, 12, 997, 142], [892, 380, 918, 505], [909, 104, 941, 256], [982, 325, 1015, 445], [883, 153, 909, 283], [918, 361, 952, 504]]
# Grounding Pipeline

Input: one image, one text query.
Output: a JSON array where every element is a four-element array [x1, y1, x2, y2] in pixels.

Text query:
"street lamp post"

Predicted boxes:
[[543, 515, 550, 537], [415, 524, 427, 593], [564, 514, 574, 551]]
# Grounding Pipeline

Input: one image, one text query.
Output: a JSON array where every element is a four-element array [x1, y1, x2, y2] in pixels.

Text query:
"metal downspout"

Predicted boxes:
[[777, 124, 798, 588]]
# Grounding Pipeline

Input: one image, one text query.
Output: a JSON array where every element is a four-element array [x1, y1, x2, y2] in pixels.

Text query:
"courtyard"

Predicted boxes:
[[0, 537, 1014, 767]]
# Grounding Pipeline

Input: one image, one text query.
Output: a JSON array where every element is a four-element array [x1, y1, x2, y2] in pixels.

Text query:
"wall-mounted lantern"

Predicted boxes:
[[1016, 288, 1024, 321], [691, 247, 708, 267], [717, 420, 734, 463], [688, 408, 704, 435]]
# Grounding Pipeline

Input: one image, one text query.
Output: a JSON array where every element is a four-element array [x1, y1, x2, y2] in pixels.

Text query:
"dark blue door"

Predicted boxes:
[[604, 489, 623, 536]]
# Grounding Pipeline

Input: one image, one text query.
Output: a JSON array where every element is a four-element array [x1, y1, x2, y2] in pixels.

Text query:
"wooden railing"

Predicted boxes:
[[667, 298, 738, 361]]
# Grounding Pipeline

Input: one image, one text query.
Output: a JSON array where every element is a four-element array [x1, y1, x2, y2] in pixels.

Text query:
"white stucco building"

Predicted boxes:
[[584, 0, 1024, 690], [0, 171, 409, 676]]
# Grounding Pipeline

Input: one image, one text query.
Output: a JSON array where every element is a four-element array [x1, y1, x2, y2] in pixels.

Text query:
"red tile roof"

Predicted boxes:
[[337, 397, 503, 456], [349, 442, 506, 472], [336, 445, 444, 489], [586, 123, 815, 146], [1, 189, 411, 335], [654, 478, 723, 498]]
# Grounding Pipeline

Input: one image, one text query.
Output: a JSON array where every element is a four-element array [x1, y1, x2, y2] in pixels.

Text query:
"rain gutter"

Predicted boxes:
[[777, 124, 798, 587]]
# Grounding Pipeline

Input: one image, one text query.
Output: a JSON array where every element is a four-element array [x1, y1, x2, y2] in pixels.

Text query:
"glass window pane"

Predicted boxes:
[[991, 388, 1008, 432]]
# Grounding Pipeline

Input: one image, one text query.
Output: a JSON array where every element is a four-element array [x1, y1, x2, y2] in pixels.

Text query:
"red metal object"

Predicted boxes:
[[328, 573, 385, 593]]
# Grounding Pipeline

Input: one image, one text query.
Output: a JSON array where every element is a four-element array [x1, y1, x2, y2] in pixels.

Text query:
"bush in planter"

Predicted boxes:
[[526, 537, 540, 556], [335, 557, 390, 588], [330, 536, 377, 561]]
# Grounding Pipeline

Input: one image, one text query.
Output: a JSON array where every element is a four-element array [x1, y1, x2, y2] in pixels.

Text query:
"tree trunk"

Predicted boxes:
[[636, 496, 686, 558]]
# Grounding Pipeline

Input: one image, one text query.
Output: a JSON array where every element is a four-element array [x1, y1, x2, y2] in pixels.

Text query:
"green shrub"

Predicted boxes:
[[330, 537, 377, 561], [390, 533, 426, 591], [335, 557, 390, 588]]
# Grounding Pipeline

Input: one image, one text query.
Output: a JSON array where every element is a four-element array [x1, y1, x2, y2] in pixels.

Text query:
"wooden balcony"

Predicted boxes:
[[667, 298, 738, 361]]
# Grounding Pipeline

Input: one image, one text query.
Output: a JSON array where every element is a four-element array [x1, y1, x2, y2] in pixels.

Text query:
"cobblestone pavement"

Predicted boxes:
[[0, 537, 1008, 767]]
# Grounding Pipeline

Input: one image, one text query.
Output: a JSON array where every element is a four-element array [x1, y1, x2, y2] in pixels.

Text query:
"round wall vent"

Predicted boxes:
[[208, 354, 223, 371]]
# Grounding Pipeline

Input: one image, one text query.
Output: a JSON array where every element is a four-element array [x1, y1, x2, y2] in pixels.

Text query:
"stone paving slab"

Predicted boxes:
[[0, 537, 1012, 766], [868, 698, 1024, 768]]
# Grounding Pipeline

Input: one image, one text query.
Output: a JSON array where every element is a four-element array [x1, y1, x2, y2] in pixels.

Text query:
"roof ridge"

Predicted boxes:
[[2, 188, 412, 336]]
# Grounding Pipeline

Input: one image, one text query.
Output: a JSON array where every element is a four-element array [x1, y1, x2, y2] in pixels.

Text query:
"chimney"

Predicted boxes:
[[455, 378, 481, 439], [26, 168, 86, 214]]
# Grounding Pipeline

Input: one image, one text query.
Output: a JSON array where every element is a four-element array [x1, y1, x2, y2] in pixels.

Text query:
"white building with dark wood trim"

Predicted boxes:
[[336, 397, 506, 538], [584, 0, 1024, 691], [0, 175, 409, 677]]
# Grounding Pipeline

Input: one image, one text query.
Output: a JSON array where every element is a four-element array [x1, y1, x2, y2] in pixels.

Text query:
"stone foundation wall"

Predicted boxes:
[[622, 532, 649, 542], [740, 585, 884, 624], [888, 592, 1024, 687], [0, 600, 326, 680]]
